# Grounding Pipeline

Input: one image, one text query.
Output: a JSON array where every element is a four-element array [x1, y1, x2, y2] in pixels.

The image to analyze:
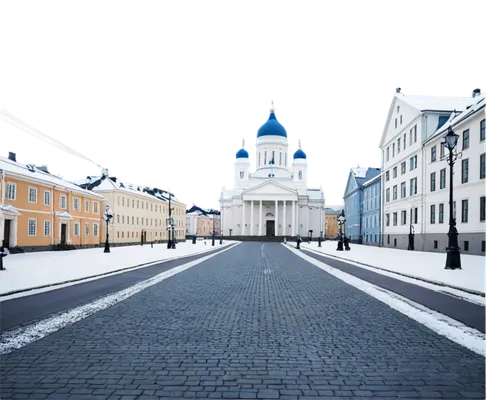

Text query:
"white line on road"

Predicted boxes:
[[285, 244, 485, 357], [0, 243, 240, 355]]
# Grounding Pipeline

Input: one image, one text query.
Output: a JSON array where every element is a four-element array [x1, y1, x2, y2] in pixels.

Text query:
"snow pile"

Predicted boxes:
[[285, 245, 485, 357], [0, 241, 237, 296], [0, 244, 239, 355], [300, 241, 485, 294]]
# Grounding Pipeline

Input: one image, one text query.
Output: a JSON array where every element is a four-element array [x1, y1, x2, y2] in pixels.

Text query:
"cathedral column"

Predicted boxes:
[[274, 200, 278, 236], [242, 201, 246, 236], [250, 200, 254, 236], [259, 200, 263, 236], [292, 200, 295, 236], [282, 200, 286, 236]]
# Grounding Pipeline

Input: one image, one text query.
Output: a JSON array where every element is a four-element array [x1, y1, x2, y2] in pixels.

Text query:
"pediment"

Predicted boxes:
[[242, 180, 298, 200]]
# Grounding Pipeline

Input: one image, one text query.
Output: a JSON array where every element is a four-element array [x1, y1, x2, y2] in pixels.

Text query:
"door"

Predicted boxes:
[[3, 220, 11, 248], [61, 224, 67, 244], [266, 220, 275, 236]]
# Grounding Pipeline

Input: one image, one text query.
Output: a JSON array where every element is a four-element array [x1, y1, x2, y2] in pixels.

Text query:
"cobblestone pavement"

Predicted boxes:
[[0, 242, 485, 399]]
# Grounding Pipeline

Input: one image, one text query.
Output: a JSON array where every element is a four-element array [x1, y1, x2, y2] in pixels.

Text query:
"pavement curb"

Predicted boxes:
[[292, 244, 485, 298], [0, 243, 238, 298]]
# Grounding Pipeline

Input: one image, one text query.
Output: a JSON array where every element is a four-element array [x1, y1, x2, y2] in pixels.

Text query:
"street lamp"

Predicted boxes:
[[318, 206, 323, 247], [103, 205, 113, 253], [167, 192, 176, 249], [443, 126, 462, 270], [337, 210, 345, 251], [212, 214, 215, 246], [219, 210, 223, 245]]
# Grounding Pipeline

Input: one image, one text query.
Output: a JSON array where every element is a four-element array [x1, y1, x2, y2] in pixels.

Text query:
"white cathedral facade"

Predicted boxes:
[[219, 104, 325, 239]]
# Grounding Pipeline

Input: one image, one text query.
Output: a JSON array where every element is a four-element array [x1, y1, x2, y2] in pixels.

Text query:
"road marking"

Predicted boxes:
[[0, 243, 240, 355]]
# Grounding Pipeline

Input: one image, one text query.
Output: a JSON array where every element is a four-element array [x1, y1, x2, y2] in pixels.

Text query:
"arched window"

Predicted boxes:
[[264, 151, 267, 165], [279, 152, 282, 165], [240, 171, 244, 179], [299, 170, 303, 180]]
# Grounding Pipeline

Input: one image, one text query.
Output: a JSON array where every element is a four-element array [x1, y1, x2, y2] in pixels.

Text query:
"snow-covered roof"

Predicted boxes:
[[425, 94, 486, 144], [351, 167, 369, 178], [362, 173, 381, 188], [307, 189, 324, 200], [396, 93, 477, 112], [0, 156, 104, 199]]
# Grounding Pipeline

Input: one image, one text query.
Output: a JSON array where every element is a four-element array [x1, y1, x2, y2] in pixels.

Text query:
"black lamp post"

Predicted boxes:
[[103, 205, 113, 253], [318, 206, 323, 247], [443, 126, 462, 270], [408, 224, 415, 251], [212, 214, 215, 246], [337, 210, 345, 251], [219, 210, 223, 245]]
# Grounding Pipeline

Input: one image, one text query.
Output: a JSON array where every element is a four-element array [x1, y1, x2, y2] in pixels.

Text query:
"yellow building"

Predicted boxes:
[[324, 207, 340, 239], [77, 171, 186, 245], [0, 152, 104, 252]]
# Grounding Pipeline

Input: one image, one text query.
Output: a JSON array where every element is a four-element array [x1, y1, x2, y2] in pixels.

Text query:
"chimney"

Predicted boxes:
[[37, 165, 49, 173], [472, 88, 481, 98], [102, 168, 109, 177], [396, 88, 401, 93], [8, 152, 16, 162]]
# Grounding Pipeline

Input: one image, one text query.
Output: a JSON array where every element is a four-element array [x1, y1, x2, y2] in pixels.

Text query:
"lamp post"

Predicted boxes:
[[318, 206, 323, 247], [212, 214, 215, 246], [103, 205, 113, 253], [443, 126, 462, 270], [219, 210, 223, 245], [337, 210, 345, 251], [167, 192, 173, 249]]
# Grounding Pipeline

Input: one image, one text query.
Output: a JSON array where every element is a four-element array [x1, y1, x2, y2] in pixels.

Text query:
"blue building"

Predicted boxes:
[[360, 174, 381, 246], [343, 167, 380, 244]]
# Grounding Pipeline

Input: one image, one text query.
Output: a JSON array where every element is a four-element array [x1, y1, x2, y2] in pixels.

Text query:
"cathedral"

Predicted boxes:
[[219, 103, 325, 239]]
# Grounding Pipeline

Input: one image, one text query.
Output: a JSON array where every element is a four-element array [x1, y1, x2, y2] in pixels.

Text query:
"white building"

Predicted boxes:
[[220, 104, 325, 239], [379, 88, 485, 255]]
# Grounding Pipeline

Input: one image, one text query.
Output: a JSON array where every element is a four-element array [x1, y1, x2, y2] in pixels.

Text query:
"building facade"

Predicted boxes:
[[1, 152, 104, 252], [360, 174, 381, 246], [77, 172, 186, 246], [324, 207, 340, 239], [343, 167, 380, 243], [186, 205, 221, 238], [379, 88, 484, 254], [220, 104, 325, 239]]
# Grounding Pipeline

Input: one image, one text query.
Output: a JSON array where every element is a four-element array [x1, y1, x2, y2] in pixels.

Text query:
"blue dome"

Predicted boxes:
[[236, 148, 249, 159], [294, 149, 307, 159], [257, 112, 287, 138]]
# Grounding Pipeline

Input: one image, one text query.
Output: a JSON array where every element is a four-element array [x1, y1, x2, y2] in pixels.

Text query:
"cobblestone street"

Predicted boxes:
[[0, 242, 485, 399]]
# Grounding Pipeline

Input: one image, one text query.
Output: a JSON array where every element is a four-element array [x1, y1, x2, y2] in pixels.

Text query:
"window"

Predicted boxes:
[[132, 216, 134, 225], [386, 147, 389, 161], [60, 195, 67, 210], [393, 167, 397, 178], [94, 223, 98, 236], [44, 220, 50, 236], [142, 217, 144, 225], [482, 241, 486, 253], [74, 222, 80, 236], [414, 207, 418, 224], [386, 188, 390, 202], [397, 138, 401, 153], [480, 119, 485, 141], [393, 212, 397, 226], [410, 128, 413, 145], [430, 172, 436, 192], [272, 150, 275, 163], [279, 152, 282, 165], [480, 196, 486, 222], [127, 199, 130, 207], [393, 185, 397, 200], [127, 216, 130, 224], [385, 171, 389, 182], [146, 203, 149, 211], [28, 218, 37, 236], [438, 115, 448, 129], [440, 168, 446, 189], [132, 200, 135, 208], [401, 161, 406, 175], [463, 130, 469, 150], [431, 146, 436, 162], [434, 241, 438, 249], [392, 143, 395, 157], [387, 235, 390, 244], [395, 118, 397, 128], [401, 181, 406, 198], [5, 182, 16, 200], [413, 124, 417, 143], [462, 199, 468, 223], [439, 203, 444, 224], [400, 115, 403, 125], [259, 153, 261, 166], [85, 223, 90, 236], [480, 154, 486, 179], [440, 142, 445, 159], [42, 190, 50, 206], [386, 213, 390, 226], [403, 133, 406, 149], [29, 187, 37, 203], [461, 159, 469, 183], [402, 210, 407, 225], [298, 171, 303, 180], [93, 201, 98, 214], [410, 177, 417, 195], [397, 106, 400, 113], [430, 205, 435, 224], [464, 241, 469, 251], [264, 151, 267, 164], [142, 201, 144, 209], [73, 197, 80, 211], [84, 199, 89, 212]]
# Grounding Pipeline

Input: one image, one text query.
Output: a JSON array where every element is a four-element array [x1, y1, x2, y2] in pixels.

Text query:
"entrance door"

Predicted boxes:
[[3, 220, 11, 247], [61, 224, 67, 244], [266, 220, 275, 236]]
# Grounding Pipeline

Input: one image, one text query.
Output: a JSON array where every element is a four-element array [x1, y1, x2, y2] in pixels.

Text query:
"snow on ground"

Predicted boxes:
[[286, 245, 485, 357], [0, 241, 237, 296], [299, 241, 485, 295], [0, 244, 239, 354]]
